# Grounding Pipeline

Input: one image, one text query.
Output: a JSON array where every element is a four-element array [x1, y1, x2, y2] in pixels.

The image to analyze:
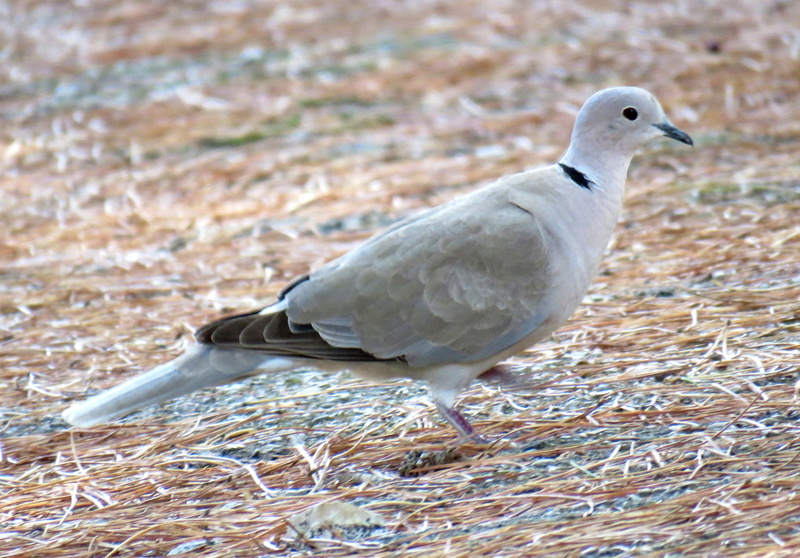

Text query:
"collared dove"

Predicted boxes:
[[62, 87, 692, 439]]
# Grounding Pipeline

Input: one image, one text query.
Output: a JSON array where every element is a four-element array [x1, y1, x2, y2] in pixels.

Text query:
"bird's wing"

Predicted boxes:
[[281, 169, 566, 367], [197, 168, 570, 367], [196, 307, 386, 361]]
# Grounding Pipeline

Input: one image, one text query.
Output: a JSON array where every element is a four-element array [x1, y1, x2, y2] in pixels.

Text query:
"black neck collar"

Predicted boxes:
[[558, 163, 594, 190]]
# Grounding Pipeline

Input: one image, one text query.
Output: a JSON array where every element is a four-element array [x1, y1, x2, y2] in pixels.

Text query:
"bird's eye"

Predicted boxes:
[[622, 107, 638, 121]]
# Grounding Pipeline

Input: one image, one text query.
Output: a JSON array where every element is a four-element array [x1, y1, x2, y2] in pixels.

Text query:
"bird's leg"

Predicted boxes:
[[434, 401, 490, 444], [477, 364, 524, 387]]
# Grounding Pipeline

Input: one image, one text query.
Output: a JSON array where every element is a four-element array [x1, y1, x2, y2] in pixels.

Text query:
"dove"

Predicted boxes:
[[62, 87, 692, 440]]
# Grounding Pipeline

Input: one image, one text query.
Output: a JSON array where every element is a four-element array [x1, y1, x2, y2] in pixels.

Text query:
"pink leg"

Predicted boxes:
[[434, 401, 490, 444], [476, 364, 523, 386]]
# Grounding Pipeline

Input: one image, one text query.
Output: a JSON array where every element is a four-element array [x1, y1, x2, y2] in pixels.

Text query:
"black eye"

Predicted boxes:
[[622, 107, 638, 121]]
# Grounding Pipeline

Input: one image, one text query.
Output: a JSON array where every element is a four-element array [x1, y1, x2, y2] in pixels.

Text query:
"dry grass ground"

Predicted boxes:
[[1, 0, 800, 556]]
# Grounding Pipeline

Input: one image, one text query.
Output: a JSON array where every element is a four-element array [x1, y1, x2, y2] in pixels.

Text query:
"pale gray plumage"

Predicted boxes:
[[63, 86, 693, 439]]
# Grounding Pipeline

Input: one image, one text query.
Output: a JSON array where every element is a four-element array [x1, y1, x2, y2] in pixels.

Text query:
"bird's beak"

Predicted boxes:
[[653, 120, 693, 146]]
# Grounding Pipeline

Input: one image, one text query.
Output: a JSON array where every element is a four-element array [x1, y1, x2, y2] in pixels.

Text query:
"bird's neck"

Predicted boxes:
[[559, 143, 633, 198]]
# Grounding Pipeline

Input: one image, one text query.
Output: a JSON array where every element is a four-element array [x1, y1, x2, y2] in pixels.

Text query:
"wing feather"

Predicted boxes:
[[285, 175, 560, 366], [196, 168, 566, 368]]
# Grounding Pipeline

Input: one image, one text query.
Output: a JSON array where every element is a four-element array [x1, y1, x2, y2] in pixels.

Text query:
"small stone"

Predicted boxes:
[[287, 501, 385, 540]]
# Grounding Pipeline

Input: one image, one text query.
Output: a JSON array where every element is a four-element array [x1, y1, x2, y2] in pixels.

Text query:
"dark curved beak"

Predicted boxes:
[[653, 121, 693, 146]]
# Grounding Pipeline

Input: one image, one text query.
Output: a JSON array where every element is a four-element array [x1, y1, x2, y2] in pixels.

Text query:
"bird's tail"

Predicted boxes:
[[62, 346, 292, 427]]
